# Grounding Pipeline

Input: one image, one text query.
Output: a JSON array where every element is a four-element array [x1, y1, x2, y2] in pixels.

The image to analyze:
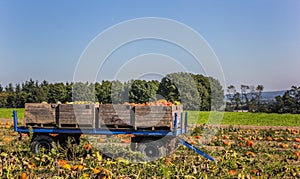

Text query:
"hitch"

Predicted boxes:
[[179, 139, 215, 161]]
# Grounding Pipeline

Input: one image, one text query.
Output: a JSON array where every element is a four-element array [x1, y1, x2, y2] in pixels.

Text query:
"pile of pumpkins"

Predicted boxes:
[[123, 99, 180, 106], [42, 99, 180, 106]]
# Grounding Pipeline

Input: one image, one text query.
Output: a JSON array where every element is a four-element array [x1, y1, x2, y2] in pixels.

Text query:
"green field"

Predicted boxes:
[[0, 108, 24, 119], [188, 111, 300, 126], [0, 108, 300, 126]]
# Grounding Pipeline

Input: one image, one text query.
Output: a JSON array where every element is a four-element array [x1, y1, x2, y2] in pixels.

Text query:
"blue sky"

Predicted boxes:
[[0, 0, 299, 91]]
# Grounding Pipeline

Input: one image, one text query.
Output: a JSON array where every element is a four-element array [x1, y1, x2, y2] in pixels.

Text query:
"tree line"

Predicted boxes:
[[0, 72, 224, 110], [226, 85, 300, 114]]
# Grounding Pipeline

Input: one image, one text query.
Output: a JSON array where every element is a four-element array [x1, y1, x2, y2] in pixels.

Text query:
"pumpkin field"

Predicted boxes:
[[0, 111, 300, 178]]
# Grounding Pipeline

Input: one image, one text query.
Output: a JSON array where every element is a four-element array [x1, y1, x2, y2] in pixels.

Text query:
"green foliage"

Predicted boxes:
[[128, 80, 159, 103], [111, 80, 125, 104], [48, 83, 67, 103], [96, 80, 112, 103], [158, 72, 224, 110], [72, 82, 95, 102], [0, 73, 223, 111], [272, 86, 300, 114], [226, 85, 300, 114]]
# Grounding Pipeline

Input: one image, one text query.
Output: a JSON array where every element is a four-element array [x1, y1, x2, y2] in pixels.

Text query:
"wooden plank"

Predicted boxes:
[[133, 105, 182, 129], [57, 104, 95, 128], [24, 103, 56, 125], [97, 104, 182, 129], [98, 104, 132, 128]]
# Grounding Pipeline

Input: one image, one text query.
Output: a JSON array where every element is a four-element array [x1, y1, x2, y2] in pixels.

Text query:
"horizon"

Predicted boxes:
[[1, 1, 299, 91]]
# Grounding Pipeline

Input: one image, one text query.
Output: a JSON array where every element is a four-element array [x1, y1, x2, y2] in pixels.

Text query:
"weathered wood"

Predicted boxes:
[[133, 105, 182, 129], [57, 104, 95, 128], [24, 103, 56, 126], [98, 104, 132, 128], [98, 104, 182, 129]]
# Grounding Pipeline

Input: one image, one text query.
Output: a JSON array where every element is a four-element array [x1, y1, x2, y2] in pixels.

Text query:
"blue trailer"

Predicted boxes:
[[13, 110, 214, 161]]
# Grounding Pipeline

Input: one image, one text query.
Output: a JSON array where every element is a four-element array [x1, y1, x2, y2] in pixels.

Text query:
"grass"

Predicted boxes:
[[187, 111, 300, 126], [0, 108, 24, 119]]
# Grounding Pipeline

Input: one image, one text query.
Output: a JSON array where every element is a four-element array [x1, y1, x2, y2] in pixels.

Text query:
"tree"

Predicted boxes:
[[111, 80, 125, 104], [273, 86, 300, 113], [129, 80, 158, 104], [96, 80, 112, 103], [40, 80, 50, 102], [226, 85, 236, 111], [240, 85, 250, 110], [158, 72, 200, 110], [65, 82, 73, 102], [15, 83, 27, 108], [249, 85, 256, 112], [72, 82, 95, 102], [233, 92, 241, 110], [0, 73, 225, 110], [0, 92, 8, 108], [255, 85, 264, 112], [48, 83, 67, 103], [193, 74, 209, 110], [157, 76, 180, 103], [4, 83, 16, 107], [273, 95, 284, 113], [5, 83, 14, 93], [208, 77, 224, 110], [21, 79, 43, 103]]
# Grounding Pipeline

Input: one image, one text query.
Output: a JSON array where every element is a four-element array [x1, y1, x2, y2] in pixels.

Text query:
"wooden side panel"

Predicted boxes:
[[133, 106, 171, 128], [98, 104, 182, 129], [133, 105, 183, 129], [57, 104, 95, 128], [98, 104, 132, 128], [24, 103, 56, 126]]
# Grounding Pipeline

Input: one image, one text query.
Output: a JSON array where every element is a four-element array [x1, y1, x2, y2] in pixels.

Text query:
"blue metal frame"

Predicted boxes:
[[179, 139, 214, 161], [13, 110, 214, 161]]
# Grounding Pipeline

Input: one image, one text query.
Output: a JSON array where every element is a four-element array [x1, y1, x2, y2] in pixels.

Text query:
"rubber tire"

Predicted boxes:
[[30, 135, 55, 154], [137, 139, 164, 161]]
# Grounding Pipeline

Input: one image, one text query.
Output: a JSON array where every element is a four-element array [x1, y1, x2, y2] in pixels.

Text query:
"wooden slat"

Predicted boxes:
[[133, 105, 182, 129], [97, 104, 183, 129], [57, 104, 95, 128], [24, 103, 56, 125], [98, 104, 132, 128]]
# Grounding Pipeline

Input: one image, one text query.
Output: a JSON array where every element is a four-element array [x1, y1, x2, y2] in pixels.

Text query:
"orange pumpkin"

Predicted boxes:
[[247, 140, 254, 147], [20, 172, 28, 179], [84, 143, 92, 150], [246, 151, 256, 157], [228, 170, 237, 176], [224, 141, 231, 146], [280, 143, 289, 148]]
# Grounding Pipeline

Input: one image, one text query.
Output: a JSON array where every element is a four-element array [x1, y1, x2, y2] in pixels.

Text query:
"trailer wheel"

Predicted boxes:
[[30, 135, 55, 154], [137, 139, 165, 161]]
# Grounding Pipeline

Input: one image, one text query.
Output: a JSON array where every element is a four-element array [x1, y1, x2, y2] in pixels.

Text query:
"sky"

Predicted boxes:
[[0, 0, 299, 91]]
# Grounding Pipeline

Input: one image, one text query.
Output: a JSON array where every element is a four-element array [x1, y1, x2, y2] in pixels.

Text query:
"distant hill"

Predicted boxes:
[[260, 90, 286, 100]]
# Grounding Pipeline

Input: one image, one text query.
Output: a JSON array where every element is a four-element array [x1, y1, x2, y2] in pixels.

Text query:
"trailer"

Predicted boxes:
[[13, 103, 214, 161]]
